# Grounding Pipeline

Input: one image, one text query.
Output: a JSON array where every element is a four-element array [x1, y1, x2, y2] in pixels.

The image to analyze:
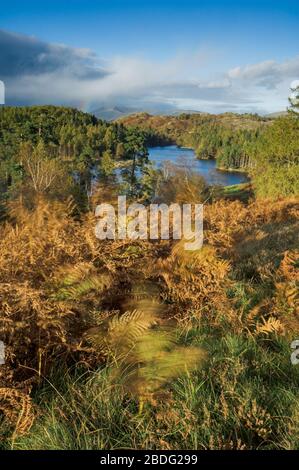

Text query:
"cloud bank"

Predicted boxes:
[[228, 56, 299, 89], [0, 29, 298, 114]]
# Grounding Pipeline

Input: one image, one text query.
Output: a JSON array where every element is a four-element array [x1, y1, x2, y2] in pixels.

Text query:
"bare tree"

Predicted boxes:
[[20, 141, 63, 193]]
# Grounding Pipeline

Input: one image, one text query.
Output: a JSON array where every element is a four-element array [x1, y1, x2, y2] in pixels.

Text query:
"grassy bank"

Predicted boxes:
[[4, 320, 299, 450], [221, 183, 253, 201]]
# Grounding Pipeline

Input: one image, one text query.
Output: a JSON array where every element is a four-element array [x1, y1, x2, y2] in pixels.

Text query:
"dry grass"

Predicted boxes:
[[0, 194, 298, 447]]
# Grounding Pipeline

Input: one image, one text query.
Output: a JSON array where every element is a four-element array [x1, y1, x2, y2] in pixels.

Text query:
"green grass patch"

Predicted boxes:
[[4, 324, 299, 451]]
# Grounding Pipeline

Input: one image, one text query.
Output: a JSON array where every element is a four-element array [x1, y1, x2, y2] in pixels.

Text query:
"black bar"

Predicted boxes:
[[0, 450, 298, 466]]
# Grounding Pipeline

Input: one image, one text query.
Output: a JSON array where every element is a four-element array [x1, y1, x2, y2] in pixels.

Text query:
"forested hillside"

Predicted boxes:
[[118, 112, 269, 168], [0, 106, 150, 207], [119, 110, 299, 196]]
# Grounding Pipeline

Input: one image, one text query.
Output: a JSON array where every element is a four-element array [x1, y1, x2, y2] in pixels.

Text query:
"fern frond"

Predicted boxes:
[[54, 274, 111, 300], [50, 262, 112, 301], [85, 309, 158, 356], [0, 388, 34, 437], [85, 307, 205, 404], [255, 317, 284, 336]]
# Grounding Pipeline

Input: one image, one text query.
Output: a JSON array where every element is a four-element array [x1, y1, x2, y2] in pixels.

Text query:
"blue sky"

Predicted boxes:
[[0, 0, 299, 113]]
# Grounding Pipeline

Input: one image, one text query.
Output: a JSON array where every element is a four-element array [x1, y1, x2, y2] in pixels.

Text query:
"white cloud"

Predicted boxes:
[[1, 28, 298, 114], [228, 56, 299, 89]]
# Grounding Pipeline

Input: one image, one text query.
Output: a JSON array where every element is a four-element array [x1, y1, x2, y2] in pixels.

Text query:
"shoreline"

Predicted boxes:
[[148, 144, 250, 176]]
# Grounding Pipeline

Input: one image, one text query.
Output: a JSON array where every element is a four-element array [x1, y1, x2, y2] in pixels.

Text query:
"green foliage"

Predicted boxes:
[[221, 183, 253, 202], [0, 106, 150, 203], [100, 149, 114, 177], [115, 142, 125, 159], [6, 324, 299, 450], [118, 127, 149, 196], [249, 116, 299, 198], [190, 121, 261, 169], [51, 263, 111, 301], [289, 84, 299, 113]]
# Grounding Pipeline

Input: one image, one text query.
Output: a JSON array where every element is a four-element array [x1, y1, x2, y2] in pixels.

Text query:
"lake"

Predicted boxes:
[[148, 145, 249, 186]]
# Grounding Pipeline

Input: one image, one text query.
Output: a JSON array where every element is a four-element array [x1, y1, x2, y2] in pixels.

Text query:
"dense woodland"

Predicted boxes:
[[0, 106, 151, 209], [0, 90, 298, 449]]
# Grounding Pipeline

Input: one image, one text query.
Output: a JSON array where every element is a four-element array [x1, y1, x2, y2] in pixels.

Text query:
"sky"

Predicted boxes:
[[0, 0, 299, 114]]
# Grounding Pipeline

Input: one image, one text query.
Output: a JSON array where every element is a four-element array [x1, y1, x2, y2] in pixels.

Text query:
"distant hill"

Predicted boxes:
[[91, 105, 205, 121], [91, 106, 140, 121], [117, 111, 270, 146], [265, 111, 288, 118], [92, 105, 289, 122]]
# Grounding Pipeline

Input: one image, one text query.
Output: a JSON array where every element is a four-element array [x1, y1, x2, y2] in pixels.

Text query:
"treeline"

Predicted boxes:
[[189, 120, 261, 169], [118, 111, 269, 169], [180, 114, 299, 196], [0, 105, 150, 205]]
